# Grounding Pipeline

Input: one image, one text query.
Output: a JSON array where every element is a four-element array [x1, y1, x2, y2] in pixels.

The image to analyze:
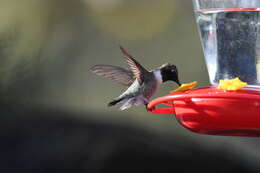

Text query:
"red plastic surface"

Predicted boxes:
[[147, 87, 260, 137]]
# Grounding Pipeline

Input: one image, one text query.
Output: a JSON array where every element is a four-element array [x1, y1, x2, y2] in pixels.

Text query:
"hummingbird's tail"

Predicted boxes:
[[108, 98, 124, 107], [108, 97, 136, 110]]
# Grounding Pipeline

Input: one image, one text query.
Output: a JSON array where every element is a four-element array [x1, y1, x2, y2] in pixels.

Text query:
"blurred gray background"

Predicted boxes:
[[1, 0, 260, 172], [0, 0, 209, 125]]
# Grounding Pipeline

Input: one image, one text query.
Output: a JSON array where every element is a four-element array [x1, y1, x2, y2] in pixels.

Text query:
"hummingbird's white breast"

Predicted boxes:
[[153, 70, 163, 85]]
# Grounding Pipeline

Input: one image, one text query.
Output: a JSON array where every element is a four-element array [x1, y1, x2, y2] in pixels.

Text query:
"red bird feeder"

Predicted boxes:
[[147, 87, 260, 137], [148, 1, 260, 136]]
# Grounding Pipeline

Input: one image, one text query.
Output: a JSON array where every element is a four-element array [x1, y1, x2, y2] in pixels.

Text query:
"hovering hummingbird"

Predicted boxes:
[[90, 46, 181, 110]]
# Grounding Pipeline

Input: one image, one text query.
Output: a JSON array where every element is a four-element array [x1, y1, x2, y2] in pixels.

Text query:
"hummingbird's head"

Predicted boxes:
[[160, 63, 181, 86]]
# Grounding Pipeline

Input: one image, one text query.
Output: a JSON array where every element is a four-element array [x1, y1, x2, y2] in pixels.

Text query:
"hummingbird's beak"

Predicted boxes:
[[176, 80, 181, 86]]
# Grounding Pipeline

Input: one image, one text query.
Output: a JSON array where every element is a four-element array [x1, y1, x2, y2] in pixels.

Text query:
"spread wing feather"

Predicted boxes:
[[90, 64, 134, 86], [119, 46, 149, 84]]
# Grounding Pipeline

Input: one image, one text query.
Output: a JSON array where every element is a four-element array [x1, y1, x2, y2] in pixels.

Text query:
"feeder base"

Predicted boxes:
[[147, 86, 260, 137]]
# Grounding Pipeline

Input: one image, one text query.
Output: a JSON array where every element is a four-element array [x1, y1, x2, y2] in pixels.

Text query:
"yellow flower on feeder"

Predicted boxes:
[[171, 81, 197, 93], [218, 77, 247, 91]]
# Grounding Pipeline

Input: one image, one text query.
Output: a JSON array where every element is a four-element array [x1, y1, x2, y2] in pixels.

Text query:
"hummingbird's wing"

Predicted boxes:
[[119, 46, 149, 85], [90, 64, 134, 86]]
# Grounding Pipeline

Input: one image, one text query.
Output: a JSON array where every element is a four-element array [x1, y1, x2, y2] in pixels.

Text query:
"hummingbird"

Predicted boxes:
[[90, 46, 181, 110]]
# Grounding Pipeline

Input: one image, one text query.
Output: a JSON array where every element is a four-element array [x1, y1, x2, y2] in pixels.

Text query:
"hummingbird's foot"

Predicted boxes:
[[145, 103, 155, 112]]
